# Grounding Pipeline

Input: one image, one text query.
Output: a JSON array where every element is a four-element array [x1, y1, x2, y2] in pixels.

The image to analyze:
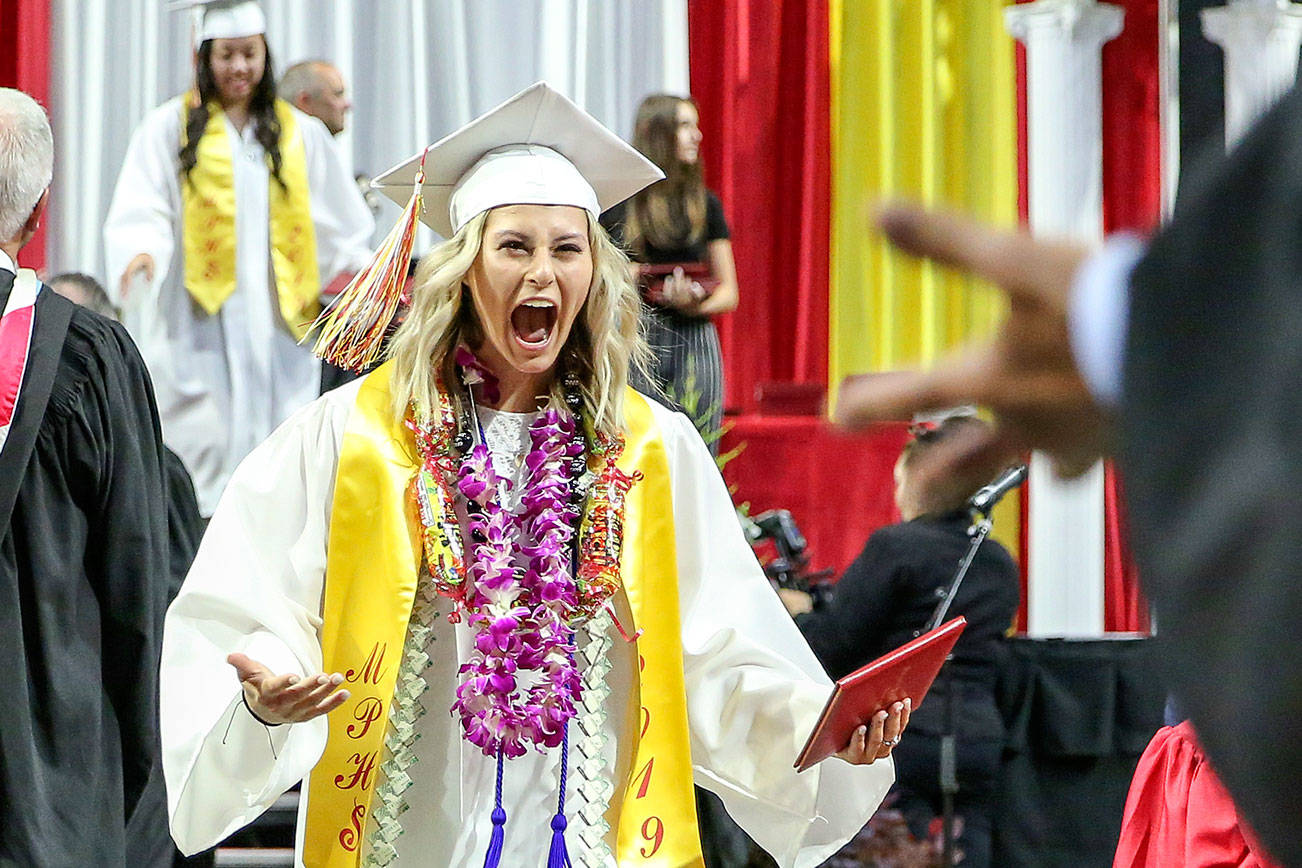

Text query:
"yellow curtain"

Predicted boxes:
[[829, 0, 1021, 550]]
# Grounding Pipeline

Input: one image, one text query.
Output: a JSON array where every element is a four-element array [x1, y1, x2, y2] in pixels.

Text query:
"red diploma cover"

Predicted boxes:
[[638, 262, 719, 305], [794, 616, 967, 772]]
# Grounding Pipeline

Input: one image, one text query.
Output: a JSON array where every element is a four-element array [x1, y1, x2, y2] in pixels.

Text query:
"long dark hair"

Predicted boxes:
[[178, 37, 284, 189], [624, 94, 706, 255]]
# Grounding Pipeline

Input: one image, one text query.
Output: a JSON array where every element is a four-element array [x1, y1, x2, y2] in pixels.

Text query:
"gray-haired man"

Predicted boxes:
[[0, 87, 171, 866]]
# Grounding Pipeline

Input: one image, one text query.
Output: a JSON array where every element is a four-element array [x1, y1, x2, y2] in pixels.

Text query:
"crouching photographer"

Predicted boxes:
[[779, 416, 1020, 868]]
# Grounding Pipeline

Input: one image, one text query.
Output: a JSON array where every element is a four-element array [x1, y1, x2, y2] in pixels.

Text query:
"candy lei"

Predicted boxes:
[[407, 369, 638, 759]]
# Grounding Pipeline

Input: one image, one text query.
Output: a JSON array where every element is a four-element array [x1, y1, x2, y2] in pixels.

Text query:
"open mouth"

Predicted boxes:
[[510, 300, 558, 348]]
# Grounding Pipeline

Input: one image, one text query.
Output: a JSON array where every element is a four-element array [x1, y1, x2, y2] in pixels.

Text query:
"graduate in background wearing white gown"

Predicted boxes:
[[103, 0, 373, 515], [160, 82, 910, 868]]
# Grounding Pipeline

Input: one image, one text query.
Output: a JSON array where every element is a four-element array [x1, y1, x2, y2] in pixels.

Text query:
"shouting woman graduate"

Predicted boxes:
[[159, 83, 907, 868]]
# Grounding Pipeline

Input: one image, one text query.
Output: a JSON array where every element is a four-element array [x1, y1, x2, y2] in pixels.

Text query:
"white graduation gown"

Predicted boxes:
[[160, 381, 893, 867], [103, 96, 375, 514]]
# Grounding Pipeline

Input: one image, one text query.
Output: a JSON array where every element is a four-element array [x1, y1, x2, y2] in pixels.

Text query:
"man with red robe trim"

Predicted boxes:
[[0, 87, 171, 866]]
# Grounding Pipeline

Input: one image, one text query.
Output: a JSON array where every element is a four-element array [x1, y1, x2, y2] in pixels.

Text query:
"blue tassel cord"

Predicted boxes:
[[481, 750, 507, 868], [547, 721, 573, 868]]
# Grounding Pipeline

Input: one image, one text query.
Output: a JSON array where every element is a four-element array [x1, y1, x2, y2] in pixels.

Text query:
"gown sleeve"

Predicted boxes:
[[68, 317, 172, 823], [299, 111, 375, 282], [159, 388, 351, 854], [658, 407, 893, 868], [103, 100, 182, 305]]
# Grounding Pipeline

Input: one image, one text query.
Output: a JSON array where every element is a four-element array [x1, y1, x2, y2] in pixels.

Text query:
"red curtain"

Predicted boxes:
[[0, 0, 51, 272], [1015, 36, 1031, 634], [686, 0, 831, 414], [719, 418, 909, 577], [1101, 0, 1164, 236], [1105, 468, 1149, 632], [1100, 0, 1160, 633]]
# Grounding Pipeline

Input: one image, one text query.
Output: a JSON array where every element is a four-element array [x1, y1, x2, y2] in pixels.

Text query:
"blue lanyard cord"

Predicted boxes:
[[481, 749, 507, 868]]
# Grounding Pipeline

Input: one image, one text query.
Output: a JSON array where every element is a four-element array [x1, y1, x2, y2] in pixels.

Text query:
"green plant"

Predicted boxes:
[[662, 360, 745, 474]]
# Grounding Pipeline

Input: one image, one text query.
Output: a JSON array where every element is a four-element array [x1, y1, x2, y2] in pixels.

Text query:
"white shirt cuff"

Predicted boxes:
[[1068, 233, 1146, 407]]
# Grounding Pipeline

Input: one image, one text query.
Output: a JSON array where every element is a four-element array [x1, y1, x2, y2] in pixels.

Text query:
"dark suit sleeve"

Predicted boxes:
[[65, 322, 170, 821], [794, 530, 900, 679], [163, 447, 205, 600], [1120, 84, 1302, 867]]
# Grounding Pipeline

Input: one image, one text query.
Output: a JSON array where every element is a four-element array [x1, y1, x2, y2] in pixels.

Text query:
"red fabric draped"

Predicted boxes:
[[1100, 0, 1160, 633], [0, 0, 51, 272], [1113, 722, 1283, 868], [719, 418, 908, 576], [1101, 0, 1164, 236], [686, 0, 831, 414], [1015, 35, 1031, 634], [1104, 466, 1149, 632]]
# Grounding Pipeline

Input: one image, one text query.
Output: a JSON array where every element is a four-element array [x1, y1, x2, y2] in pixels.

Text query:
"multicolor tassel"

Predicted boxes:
[[309, 150, 429, 371]]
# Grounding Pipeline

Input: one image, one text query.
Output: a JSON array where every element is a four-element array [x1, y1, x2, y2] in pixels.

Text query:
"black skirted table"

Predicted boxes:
[[992, 636, 1166, 867]]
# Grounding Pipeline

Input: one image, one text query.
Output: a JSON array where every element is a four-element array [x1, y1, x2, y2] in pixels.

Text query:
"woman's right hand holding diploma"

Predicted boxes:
[[227, 652, 350, 725], [834, 698, 912, 765]]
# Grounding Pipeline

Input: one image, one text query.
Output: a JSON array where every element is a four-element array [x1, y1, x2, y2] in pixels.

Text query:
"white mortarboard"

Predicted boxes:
[[167, 0, 266, 43], [371, 82, 664, 237]]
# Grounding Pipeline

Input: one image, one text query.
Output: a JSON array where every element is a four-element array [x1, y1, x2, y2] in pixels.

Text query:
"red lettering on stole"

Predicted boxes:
[[338, 800, 366, 851], [334, 751, 377, 791], [639, 816, 664, 858], [631, 755, 655, 800], [346, 697, 385, 739], [633, 645, 666, 857], [345, 642, 388, 685]]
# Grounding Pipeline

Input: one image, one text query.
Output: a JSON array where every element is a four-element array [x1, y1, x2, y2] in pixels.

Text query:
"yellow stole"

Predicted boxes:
[[304, 362, 704, 867], [179, 97, 321, 338]]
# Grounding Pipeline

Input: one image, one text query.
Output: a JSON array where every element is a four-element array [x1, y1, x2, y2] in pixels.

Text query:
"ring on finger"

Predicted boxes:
[[881, 737, 898, 747]]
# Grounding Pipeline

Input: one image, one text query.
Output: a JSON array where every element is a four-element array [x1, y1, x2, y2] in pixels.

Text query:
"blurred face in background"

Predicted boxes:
[[209, 35, 266, 108], [299, 63, 350, 136], [894, 456, 921, 522], [675, 100, 702, 165]]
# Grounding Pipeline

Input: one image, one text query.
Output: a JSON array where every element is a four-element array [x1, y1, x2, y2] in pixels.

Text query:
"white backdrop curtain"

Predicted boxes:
[[49, 0, 688, 280]]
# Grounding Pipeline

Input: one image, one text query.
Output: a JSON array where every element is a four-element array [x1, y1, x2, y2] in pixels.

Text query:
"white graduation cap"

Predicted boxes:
[[371, 82, 664, 237], [167, 0, 266, 44], [312, 82, 662, 371]]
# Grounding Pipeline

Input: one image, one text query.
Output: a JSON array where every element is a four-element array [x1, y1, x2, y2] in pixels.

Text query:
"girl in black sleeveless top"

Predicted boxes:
[[600, 94, 738, 449]]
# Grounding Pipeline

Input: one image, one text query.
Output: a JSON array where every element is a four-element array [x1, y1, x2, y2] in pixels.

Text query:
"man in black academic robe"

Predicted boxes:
[[834, 85, 1302, 866], [0, 88, 171, 866]]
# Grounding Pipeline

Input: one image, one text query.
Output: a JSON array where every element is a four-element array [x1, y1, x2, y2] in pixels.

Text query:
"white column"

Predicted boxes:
[[1202, 0, 1302, 147], [1006, 0, 1123, 637]]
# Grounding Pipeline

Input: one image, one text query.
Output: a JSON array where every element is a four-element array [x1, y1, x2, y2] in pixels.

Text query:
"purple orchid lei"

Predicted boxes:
[[454, 345, 501, 405], [451, 406, 586, 759]]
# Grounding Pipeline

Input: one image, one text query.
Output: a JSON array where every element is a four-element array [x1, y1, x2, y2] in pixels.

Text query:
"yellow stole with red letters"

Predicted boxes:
[[180, 96, 320, 338], [303, 361, 704, 867]]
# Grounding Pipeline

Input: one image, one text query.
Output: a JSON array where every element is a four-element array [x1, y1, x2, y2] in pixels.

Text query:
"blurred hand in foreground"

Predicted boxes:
[[835, 202, 1112, 500]]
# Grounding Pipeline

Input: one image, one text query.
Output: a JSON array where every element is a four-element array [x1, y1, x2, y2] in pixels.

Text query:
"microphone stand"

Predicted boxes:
[[924, 509, 995, 866]]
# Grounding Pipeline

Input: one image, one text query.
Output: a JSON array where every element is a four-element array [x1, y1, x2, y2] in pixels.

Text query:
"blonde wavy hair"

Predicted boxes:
[[387, 208, 649, 438]]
